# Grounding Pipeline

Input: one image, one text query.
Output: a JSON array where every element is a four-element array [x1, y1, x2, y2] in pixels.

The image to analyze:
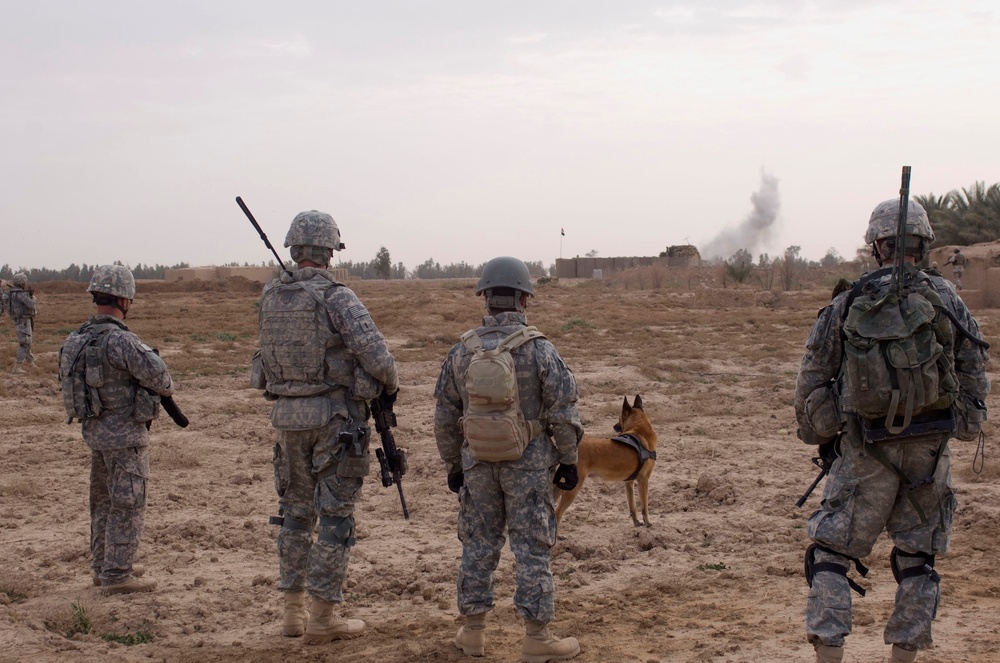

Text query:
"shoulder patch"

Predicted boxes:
[[139, 343, 154, 352], [347, 304, 369, 319]]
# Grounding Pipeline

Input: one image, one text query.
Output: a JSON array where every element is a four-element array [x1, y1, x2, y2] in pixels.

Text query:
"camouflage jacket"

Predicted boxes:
[[435, 311, 583, 475], [794, 270, 989, 442], [70, 315, 174, 450]]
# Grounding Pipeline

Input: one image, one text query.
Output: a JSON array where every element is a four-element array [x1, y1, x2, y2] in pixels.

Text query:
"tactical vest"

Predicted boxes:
[[258, 278, 355, 397], [7, 289, 34, 318], [59, 322, 141, 421]]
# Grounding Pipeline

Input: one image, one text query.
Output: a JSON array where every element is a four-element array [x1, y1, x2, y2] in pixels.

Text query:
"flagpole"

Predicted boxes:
[[559, 228, 564, 259]]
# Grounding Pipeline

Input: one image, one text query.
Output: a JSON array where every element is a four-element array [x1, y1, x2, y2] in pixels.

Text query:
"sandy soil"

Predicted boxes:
[[0, 276, 997, 663]]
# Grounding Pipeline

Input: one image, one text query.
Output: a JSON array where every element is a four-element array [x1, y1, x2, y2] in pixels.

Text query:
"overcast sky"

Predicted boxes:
[[3, 1, 998, 273]]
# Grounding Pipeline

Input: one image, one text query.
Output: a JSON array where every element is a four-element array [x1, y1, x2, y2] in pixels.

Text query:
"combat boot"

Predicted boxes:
[[889, 644, 918, 663], [93, 563, 145, 586], [303, 598, 365, 645], [454, 612, 486, 656], [282, 590, 309, 637], [100, 575, 156, 595], [10, 362, 24, 375], [521, 620, 580, 663], [815, 644, 844, 663]]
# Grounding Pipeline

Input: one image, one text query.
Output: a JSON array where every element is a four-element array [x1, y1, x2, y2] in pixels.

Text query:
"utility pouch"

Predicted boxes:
[[85, 345, 104, 387], [131, 388, 161, 423], [270, 395, 333, 431], [955, 396, 988, 441], [805, 386, 842, 441], [249, 349, 266, 390], [335, 420, 371, 478]]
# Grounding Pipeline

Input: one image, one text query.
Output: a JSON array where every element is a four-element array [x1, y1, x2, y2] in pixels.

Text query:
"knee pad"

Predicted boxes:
[[890, 547, 940, 584], [805, 543, 869, 597], [318, 515, 356, 547]]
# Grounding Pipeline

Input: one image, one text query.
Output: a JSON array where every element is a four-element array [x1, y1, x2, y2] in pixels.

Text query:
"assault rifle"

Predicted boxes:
[[370, 397, 409, 520], [795, 437, 839, 508], [890, 165, 911, 294], [151, 349, 189, 428], [235, 196, 293, 278]]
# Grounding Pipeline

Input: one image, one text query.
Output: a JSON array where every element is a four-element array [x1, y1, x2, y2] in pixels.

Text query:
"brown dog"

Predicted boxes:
[[555, 395, 658, 528]]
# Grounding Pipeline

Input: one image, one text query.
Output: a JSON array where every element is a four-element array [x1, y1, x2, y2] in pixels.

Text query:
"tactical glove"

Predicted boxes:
[[378, 388, 398, 411], [448, 471, 464, 494], [553, 464, 579, 491]]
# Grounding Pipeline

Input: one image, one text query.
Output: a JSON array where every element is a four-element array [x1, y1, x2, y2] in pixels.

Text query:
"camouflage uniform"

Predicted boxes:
[[6, 286, 36, 364], [945, 250, 968, 289], [60, 315, 174, 585], [435, 311, 582, 624], [254, 266, 398, 603], [795, 270, 989, 652]]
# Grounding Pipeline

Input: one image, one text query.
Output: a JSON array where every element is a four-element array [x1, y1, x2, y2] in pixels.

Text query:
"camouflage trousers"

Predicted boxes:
[[272, 414, 367, 603], [90, 446, 148, 584], [13, 318, 32, 363], [457, 463, 557, 624], [805, 420, 955, 650]]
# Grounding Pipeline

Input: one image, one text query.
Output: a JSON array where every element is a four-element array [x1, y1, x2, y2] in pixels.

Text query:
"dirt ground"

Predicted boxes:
[[1, 275, 998, 663]]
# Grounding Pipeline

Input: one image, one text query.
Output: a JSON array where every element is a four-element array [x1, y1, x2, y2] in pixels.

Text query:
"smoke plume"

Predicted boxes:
[[702, 170, 780, 261]]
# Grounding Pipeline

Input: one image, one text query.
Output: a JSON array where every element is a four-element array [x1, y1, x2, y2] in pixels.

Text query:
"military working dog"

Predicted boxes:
[[555, 395, 658, 528]]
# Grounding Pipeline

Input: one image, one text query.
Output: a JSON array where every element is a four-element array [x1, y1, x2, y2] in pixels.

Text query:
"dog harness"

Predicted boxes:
[[611, 434, 656, 482]]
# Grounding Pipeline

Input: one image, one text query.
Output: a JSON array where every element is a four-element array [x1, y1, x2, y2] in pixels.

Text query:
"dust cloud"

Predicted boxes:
[[702, 169, 780, 261]]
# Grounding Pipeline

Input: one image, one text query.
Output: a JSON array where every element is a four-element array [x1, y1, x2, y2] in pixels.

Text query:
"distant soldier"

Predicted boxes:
[[944, 248, 968, 290], [58, 265, 174, 594], [435, 256, 583, 662], [6, 272, 37, 374], [252, 210, 398, 644]]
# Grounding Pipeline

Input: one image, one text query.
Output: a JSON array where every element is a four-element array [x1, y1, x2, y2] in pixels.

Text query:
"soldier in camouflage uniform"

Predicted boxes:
[[58, 265, 174, 595], [6, 273, 37, 374], [795, 200, 989, 663], [435, 256, 583, 662], [252, 210, 398, 645], [944, 248, 968, 290]]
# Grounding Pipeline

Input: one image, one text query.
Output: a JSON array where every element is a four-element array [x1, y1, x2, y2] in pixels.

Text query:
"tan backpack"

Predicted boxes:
[[460, 326, 545, 462]]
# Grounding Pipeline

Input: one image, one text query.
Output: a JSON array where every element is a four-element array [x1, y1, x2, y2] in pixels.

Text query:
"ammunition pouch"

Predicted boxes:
[[804, 385, 843, 443], [954, 396, 987, 442]]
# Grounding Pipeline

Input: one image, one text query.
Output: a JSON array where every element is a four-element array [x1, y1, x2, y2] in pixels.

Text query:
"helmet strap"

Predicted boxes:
[[115, 297, 131, 320]]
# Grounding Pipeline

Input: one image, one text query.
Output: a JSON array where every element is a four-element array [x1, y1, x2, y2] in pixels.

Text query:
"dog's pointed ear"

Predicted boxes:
[[633, 394, 643, 410], [621, 396, 631, 414]]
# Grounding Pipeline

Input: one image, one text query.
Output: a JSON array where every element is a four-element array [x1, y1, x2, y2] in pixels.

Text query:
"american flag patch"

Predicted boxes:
[[348, 304, 368, 319]]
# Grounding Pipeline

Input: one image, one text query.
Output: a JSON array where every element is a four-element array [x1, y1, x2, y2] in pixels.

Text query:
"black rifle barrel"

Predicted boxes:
[[235, 196, 293, 277], [891, 166, 911, 293], [162, 395, 189, 428]]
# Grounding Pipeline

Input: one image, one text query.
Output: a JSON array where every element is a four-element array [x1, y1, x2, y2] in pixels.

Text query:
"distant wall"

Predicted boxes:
[[555, 254, 698, 278]]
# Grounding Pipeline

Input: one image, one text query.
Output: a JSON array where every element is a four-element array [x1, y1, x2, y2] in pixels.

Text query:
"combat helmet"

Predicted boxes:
[[865, 199, 934, 263], [283, 210, 345, 250], [11, 273, 27, 288], [476, 256, 534, 312], [87, 264, 137, 300]]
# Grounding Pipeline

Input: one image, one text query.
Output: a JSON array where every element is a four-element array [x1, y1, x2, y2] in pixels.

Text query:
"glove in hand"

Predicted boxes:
[[552, 464, 579, 491], [448, 471, 464, 494]]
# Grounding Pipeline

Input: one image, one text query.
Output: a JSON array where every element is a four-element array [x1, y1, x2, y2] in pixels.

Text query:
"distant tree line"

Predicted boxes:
[[0, 261, 191, 283], [917, 181, 1000, 246]]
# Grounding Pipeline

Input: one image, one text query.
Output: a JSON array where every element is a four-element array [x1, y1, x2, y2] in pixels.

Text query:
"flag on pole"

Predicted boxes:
[[560, 228, 565, 236]]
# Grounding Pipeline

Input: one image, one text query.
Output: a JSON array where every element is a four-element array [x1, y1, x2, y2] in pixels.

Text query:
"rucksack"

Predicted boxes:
[[59, 325, 107, 422], [841, 267, 958, 435], [460, 326, 546, 462]]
